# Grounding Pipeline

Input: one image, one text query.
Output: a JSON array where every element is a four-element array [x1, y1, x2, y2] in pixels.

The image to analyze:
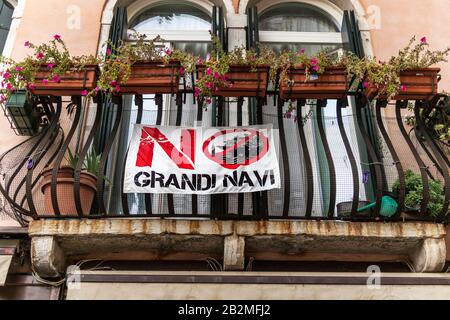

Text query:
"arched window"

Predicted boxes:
[[129, 3, 213, 57], [258, 2, 342, 55], [109, 3, 215, 215]]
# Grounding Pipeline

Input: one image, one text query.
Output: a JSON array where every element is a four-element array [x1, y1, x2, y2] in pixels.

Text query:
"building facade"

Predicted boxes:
[[1, 0, 450, 300]]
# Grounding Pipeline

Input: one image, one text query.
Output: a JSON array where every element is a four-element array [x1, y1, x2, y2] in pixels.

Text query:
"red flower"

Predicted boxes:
[[115, 85, 121, 92], [27, 83, 36, 90], [47, 63, 55, 69], [179, 67, 185, 76], [312, 65, 319, 72], [206, 68, 212, 76], [420, 37, 427, 44], [6, 83, 13, 91], [213, 71, 220, 79], [164, 47, 172, 55], [81, 90, 88, 96], [401, 84, 407, 92], [36, 52, 44, 59], [109, 80, 117, 87], [15, 66, 24, 72], [42, 79, 49, 84], [3, 71, 10, 79], [106, 48, 112, 56], [363, 81, 369, 89], [300, 49, 305, 54], [311, 58, 318, 66], [53, 34, 61, 40]]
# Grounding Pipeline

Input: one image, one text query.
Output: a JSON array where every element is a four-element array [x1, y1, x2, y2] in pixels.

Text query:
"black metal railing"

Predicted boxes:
[[1, 91, 449, 225]]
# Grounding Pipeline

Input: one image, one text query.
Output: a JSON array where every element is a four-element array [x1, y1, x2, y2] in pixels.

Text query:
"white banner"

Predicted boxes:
[[124, 124, 281, 194]]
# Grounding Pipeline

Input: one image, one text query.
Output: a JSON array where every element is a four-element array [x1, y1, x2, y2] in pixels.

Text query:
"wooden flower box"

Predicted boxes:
[[196, 65, 269, 98], [119, 61, 181, 95], [32, 65, 98, 96], [365, 68, 440, 101], [279, 67, 348, 100]]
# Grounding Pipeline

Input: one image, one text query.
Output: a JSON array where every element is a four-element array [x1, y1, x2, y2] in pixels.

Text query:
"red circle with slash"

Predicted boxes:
[[202, 128, 269, 169]]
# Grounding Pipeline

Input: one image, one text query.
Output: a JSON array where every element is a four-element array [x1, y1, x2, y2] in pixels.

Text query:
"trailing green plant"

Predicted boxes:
[[97, 32, 196, 95], [392, 169, 445, 217], [348, 36, 450, 99], [0, 35, 99, 101], [195, 33, 277, 104]]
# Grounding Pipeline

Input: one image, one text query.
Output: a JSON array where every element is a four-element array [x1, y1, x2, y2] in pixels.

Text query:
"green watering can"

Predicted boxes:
[[357, 196, 398, 217]]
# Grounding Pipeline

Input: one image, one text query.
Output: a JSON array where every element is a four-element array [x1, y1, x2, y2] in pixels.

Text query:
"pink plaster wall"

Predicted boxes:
[[361, 0, 450, 92]]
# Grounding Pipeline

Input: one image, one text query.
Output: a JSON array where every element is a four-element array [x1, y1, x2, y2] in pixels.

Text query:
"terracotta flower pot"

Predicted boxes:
[[196, 65, 269, 97], [119, 61, 181, 95], [41, 166, 97, 216], [279, 67, 348, 100], [365, 68, 440, 101], [32, 65, 98, 96]]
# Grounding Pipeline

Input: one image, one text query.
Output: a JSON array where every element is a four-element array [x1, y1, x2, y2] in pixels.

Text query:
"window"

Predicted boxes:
[[0, 0, 13, 54], [258, 2, 342, 55], [107, 3, 214, 215], [255, 2, 367, 216]]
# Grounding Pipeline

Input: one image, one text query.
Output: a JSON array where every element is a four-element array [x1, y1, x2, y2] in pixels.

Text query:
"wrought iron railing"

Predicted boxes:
[[0, 91, 449, 225]]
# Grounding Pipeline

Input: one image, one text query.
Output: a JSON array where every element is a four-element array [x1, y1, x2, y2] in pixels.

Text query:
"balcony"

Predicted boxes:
[[1, 89, 449, 275]]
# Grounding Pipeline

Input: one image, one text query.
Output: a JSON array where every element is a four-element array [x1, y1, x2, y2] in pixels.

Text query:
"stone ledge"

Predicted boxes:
[[28, 219, 447, 276]]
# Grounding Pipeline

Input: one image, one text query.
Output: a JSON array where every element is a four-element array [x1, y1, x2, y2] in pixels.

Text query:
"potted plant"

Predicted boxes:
[[40, 148, 100, 216], [277, 49, 349, 100], [351, 36, 450, 100], [1, 35, 99, 97], [97, 33, 192, 95], [392, 169, 444, 218], [195, 34, 272, 103]]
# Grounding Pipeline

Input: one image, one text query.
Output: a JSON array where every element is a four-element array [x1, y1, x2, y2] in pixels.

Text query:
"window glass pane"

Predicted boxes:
[[259, 3, 338, 32], [131, 3, 211, 31], [173, 42, 213, 59], [261, 43, 341, 55]]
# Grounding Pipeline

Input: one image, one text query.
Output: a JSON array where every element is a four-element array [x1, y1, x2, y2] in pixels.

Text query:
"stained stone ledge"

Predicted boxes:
[[29, 219, 447, 277]]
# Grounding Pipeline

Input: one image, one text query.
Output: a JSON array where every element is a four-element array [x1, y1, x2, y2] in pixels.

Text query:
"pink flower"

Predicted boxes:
[[251, 55, 257, 61], [221, 75, 229, 82], [52, 75, 61, 83], [194, 87, 201, 98], [206, 68, 212, 76], [24, 41, 30, 47], [311, 58, 318, 66], [6, 83, 13, 91], [300, 49, 305, 54], [27, 83, 36, 90], [109, 80, 117, 86], [205, 98, 212, 105], [363, 81, 369, 89], [205, 82, 214, 89], [36, 52, 44, 59], [15, 66, 24, 72], [106, 48, 112, 56], [47, 63, 55, 69], [312, 65, 319, 72], [53, 34, 61, 40], [164, 47, 172, 55], [197, 58, 203, 65], [0, 95, 5, 102], [401, 84, 407, 92], [42, 79, 49, 84], [3, 71, 10, 79], [420, 37, 427, 44], [178, 67, 185, 76], [81, 90, 88, 96], [206, 53, 211, 61], [213, 71, 220, 79], [95, 86, 100, 92], [115, 85, 121, 92]]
